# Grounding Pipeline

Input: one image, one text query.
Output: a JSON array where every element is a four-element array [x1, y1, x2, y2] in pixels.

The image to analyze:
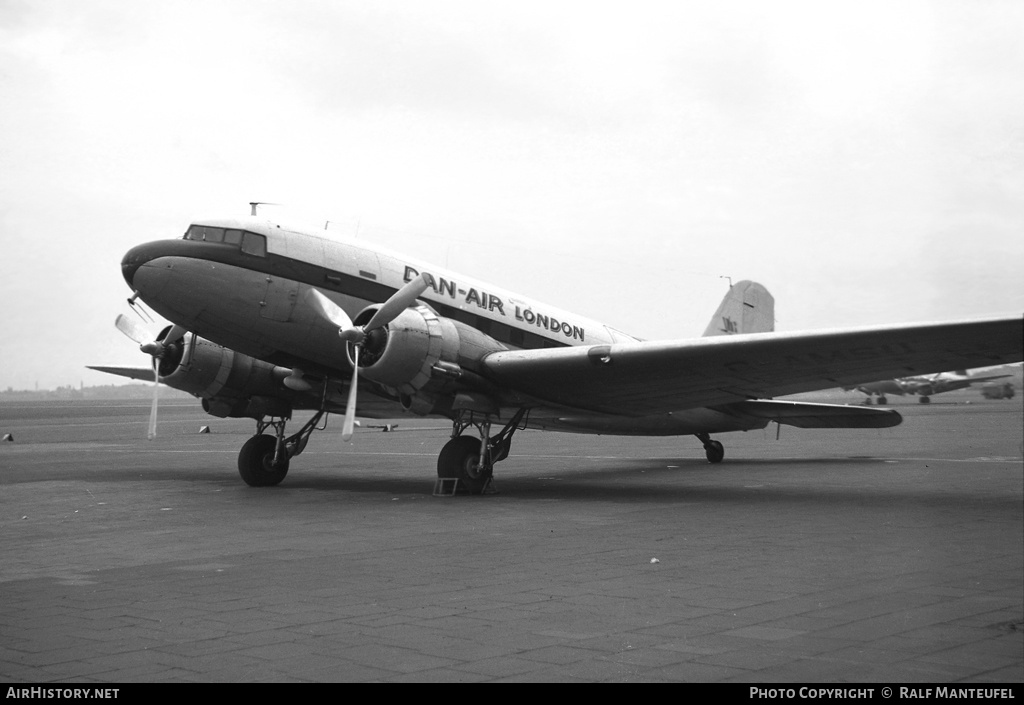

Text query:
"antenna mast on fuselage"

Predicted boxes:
[[249, 201, 280, 216]]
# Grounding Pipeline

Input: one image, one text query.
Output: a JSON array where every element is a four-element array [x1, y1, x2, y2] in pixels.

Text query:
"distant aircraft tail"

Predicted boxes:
[[702, 280, 774, 336]]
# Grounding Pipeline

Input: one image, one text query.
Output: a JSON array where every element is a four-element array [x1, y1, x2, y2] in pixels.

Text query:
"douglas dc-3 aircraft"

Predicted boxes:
[[91, 215, 1024, 493], [846, 370, 1012, 405]]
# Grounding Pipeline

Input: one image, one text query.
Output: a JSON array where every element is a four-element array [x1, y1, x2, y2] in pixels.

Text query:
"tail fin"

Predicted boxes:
[[702, 280, 774, 336]]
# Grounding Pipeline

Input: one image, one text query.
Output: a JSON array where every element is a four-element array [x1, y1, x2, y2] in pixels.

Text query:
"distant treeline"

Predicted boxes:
[[0, 384, 194, 401]]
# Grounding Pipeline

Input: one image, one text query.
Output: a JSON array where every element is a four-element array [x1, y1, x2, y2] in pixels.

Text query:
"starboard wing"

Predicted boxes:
[[480, 316, 1023, 416]]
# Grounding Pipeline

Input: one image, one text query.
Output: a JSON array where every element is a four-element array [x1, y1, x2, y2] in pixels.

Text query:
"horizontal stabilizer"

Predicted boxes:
[[724, 399, 902, 429], [86, 365, 156, 382]]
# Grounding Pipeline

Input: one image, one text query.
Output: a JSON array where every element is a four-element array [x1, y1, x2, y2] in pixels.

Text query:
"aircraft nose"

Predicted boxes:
[[121, 245, 146, 288], [121, 242, 170, 288]]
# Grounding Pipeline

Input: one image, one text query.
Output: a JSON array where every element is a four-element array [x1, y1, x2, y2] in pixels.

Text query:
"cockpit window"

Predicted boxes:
[[241, 231, 267, 257], [183, 225, 266, 257], [184, 225, 225, 242]]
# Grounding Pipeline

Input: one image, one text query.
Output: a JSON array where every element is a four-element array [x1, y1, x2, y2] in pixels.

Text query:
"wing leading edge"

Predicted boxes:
[[480, 316, 1023, 417]]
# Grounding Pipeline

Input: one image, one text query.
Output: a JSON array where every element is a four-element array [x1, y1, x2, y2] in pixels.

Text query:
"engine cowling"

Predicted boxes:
[[154, 327, 294, 418], [346, 304, 507, 411]]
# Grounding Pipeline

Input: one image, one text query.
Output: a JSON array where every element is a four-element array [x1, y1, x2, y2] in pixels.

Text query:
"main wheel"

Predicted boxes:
[[238, 434, 289, 487], [877, 395, 887, 405], [919, 395, 931, 404], [437, 436, 493, 494], [705, 440, 725, 464]]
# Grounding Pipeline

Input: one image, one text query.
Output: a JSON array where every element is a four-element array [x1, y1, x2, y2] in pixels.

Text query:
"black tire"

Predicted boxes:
[[919, 396, 931, 404], [705, 440, 725, 464], [437, 435, 492, 494], [877, 396, 887, 405], [238, 434, 289, 487]]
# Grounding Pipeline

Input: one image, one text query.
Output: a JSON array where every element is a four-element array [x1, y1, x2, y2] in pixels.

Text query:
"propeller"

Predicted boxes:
[[339, 275, 430, 346], [114, 314, 188, 439], [307, 275, 430, 441], [116, 315, 187, 358]]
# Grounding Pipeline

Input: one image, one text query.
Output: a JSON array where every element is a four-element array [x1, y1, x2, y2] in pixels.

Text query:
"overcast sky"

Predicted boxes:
[[1, 0, 1022, 390]]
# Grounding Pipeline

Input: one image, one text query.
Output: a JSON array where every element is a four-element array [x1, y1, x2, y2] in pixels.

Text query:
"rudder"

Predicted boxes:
[[702, 280, 774, 336]]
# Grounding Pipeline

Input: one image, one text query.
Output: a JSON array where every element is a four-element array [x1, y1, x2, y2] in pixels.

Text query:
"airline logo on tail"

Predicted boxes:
[[703, 280, 775, 337]]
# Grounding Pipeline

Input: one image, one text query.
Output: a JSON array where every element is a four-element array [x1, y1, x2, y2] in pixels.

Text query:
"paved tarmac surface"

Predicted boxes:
[[1, 391, 1021, 682]]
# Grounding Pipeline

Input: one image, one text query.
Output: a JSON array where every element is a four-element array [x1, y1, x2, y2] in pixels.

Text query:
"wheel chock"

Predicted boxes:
[[1, 433, 12, 442], [433, 477, 497, 496], [433, 478, 461, 496], [199, 426, 211, 434]]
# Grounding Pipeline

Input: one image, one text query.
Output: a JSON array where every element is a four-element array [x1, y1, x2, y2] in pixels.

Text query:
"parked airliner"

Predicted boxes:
[[92, 215, 1023, 492]]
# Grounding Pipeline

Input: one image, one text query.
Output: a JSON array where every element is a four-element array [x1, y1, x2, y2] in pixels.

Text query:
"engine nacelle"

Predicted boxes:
[[347, 304, 507, 406], [155, 327, 292, 418]]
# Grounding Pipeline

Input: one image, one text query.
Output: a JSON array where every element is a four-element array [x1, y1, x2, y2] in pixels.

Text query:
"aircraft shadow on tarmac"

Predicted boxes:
[[183, 456, 1020, 513]]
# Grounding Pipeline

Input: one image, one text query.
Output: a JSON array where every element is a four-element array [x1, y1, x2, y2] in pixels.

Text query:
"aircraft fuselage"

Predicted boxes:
[[124, 218, 755, 435], [123, 218, 628, 381]]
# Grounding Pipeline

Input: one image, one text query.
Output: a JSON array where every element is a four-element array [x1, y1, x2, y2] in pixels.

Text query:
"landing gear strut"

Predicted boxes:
[[437, 407, 527, 494], [238, 409, 328, 487], [695, 432, 725, 464]]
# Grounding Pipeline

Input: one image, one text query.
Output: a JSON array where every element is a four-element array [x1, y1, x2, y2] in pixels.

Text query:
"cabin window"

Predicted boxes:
[[224, 229, 244, 245]]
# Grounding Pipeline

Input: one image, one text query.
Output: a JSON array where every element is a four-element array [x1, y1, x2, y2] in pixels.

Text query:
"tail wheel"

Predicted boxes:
[[438, 435, 493, 494], [238, 434, 289, 487]]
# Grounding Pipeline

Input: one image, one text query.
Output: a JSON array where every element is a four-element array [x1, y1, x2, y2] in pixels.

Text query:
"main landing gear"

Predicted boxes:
[[238, 410, 327, 487], [695, 432, 725, 464], [236, 403, 528, 494], [436, 408, 527, 495]]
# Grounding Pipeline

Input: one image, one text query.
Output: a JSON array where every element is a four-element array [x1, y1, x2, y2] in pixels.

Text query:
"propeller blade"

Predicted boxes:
[[161, 324, 188, 346], [305, 289, 354, 330], [147, 358, 159, 440], [115, 314, 150, 346], [363, 274, 429, 333], [341, 346, 359, 442]]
